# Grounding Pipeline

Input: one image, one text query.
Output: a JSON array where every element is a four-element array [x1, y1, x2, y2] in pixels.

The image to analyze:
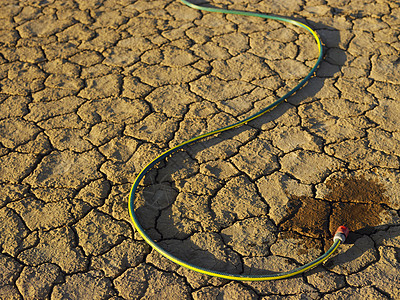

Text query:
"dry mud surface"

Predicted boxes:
[[1, 0, 400, 299]]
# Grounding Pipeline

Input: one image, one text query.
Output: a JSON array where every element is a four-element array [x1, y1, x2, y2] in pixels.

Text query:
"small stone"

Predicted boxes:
[[16, 263, 62, 300], [52, 270, 115, 300]]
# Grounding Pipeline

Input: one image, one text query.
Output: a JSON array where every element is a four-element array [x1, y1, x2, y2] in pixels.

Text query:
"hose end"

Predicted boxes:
[[333, 226, 350, 243]]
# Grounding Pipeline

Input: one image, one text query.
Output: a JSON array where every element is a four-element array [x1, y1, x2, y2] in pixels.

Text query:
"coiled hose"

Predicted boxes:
[[128, 0, 349, 281]]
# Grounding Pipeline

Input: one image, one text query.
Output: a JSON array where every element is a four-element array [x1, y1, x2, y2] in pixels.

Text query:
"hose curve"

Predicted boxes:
[[128, 0, 343, 281]]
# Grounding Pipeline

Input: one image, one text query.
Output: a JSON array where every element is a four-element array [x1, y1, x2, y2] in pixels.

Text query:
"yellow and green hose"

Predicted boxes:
[[128, 0, 349, 281]]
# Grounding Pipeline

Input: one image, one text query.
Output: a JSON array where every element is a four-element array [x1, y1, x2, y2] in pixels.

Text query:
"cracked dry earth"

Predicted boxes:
[[1, 0, 400, 299]]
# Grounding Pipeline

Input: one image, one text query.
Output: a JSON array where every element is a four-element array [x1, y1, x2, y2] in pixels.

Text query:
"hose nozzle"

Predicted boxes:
[[333, 226, 349, 243]]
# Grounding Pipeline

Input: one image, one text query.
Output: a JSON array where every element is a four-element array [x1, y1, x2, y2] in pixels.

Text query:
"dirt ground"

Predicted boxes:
[[1, 0, 400, 299]]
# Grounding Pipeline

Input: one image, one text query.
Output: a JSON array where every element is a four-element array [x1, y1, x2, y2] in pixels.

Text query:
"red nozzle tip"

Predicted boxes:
[[335, 226, 350, 238]]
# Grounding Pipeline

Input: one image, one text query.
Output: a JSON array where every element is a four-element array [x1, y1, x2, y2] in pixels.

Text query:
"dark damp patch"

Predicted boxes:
[[275, 231, 323, 256], [280, 197, 330, 239], [280, 175, 390, 249], [325, 176, 388, 205]]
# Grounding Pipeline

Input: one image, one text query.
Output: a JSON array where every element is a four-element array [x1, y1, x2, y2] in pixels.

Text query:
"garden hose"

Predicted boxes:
[[128, 0, 349, 281]]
